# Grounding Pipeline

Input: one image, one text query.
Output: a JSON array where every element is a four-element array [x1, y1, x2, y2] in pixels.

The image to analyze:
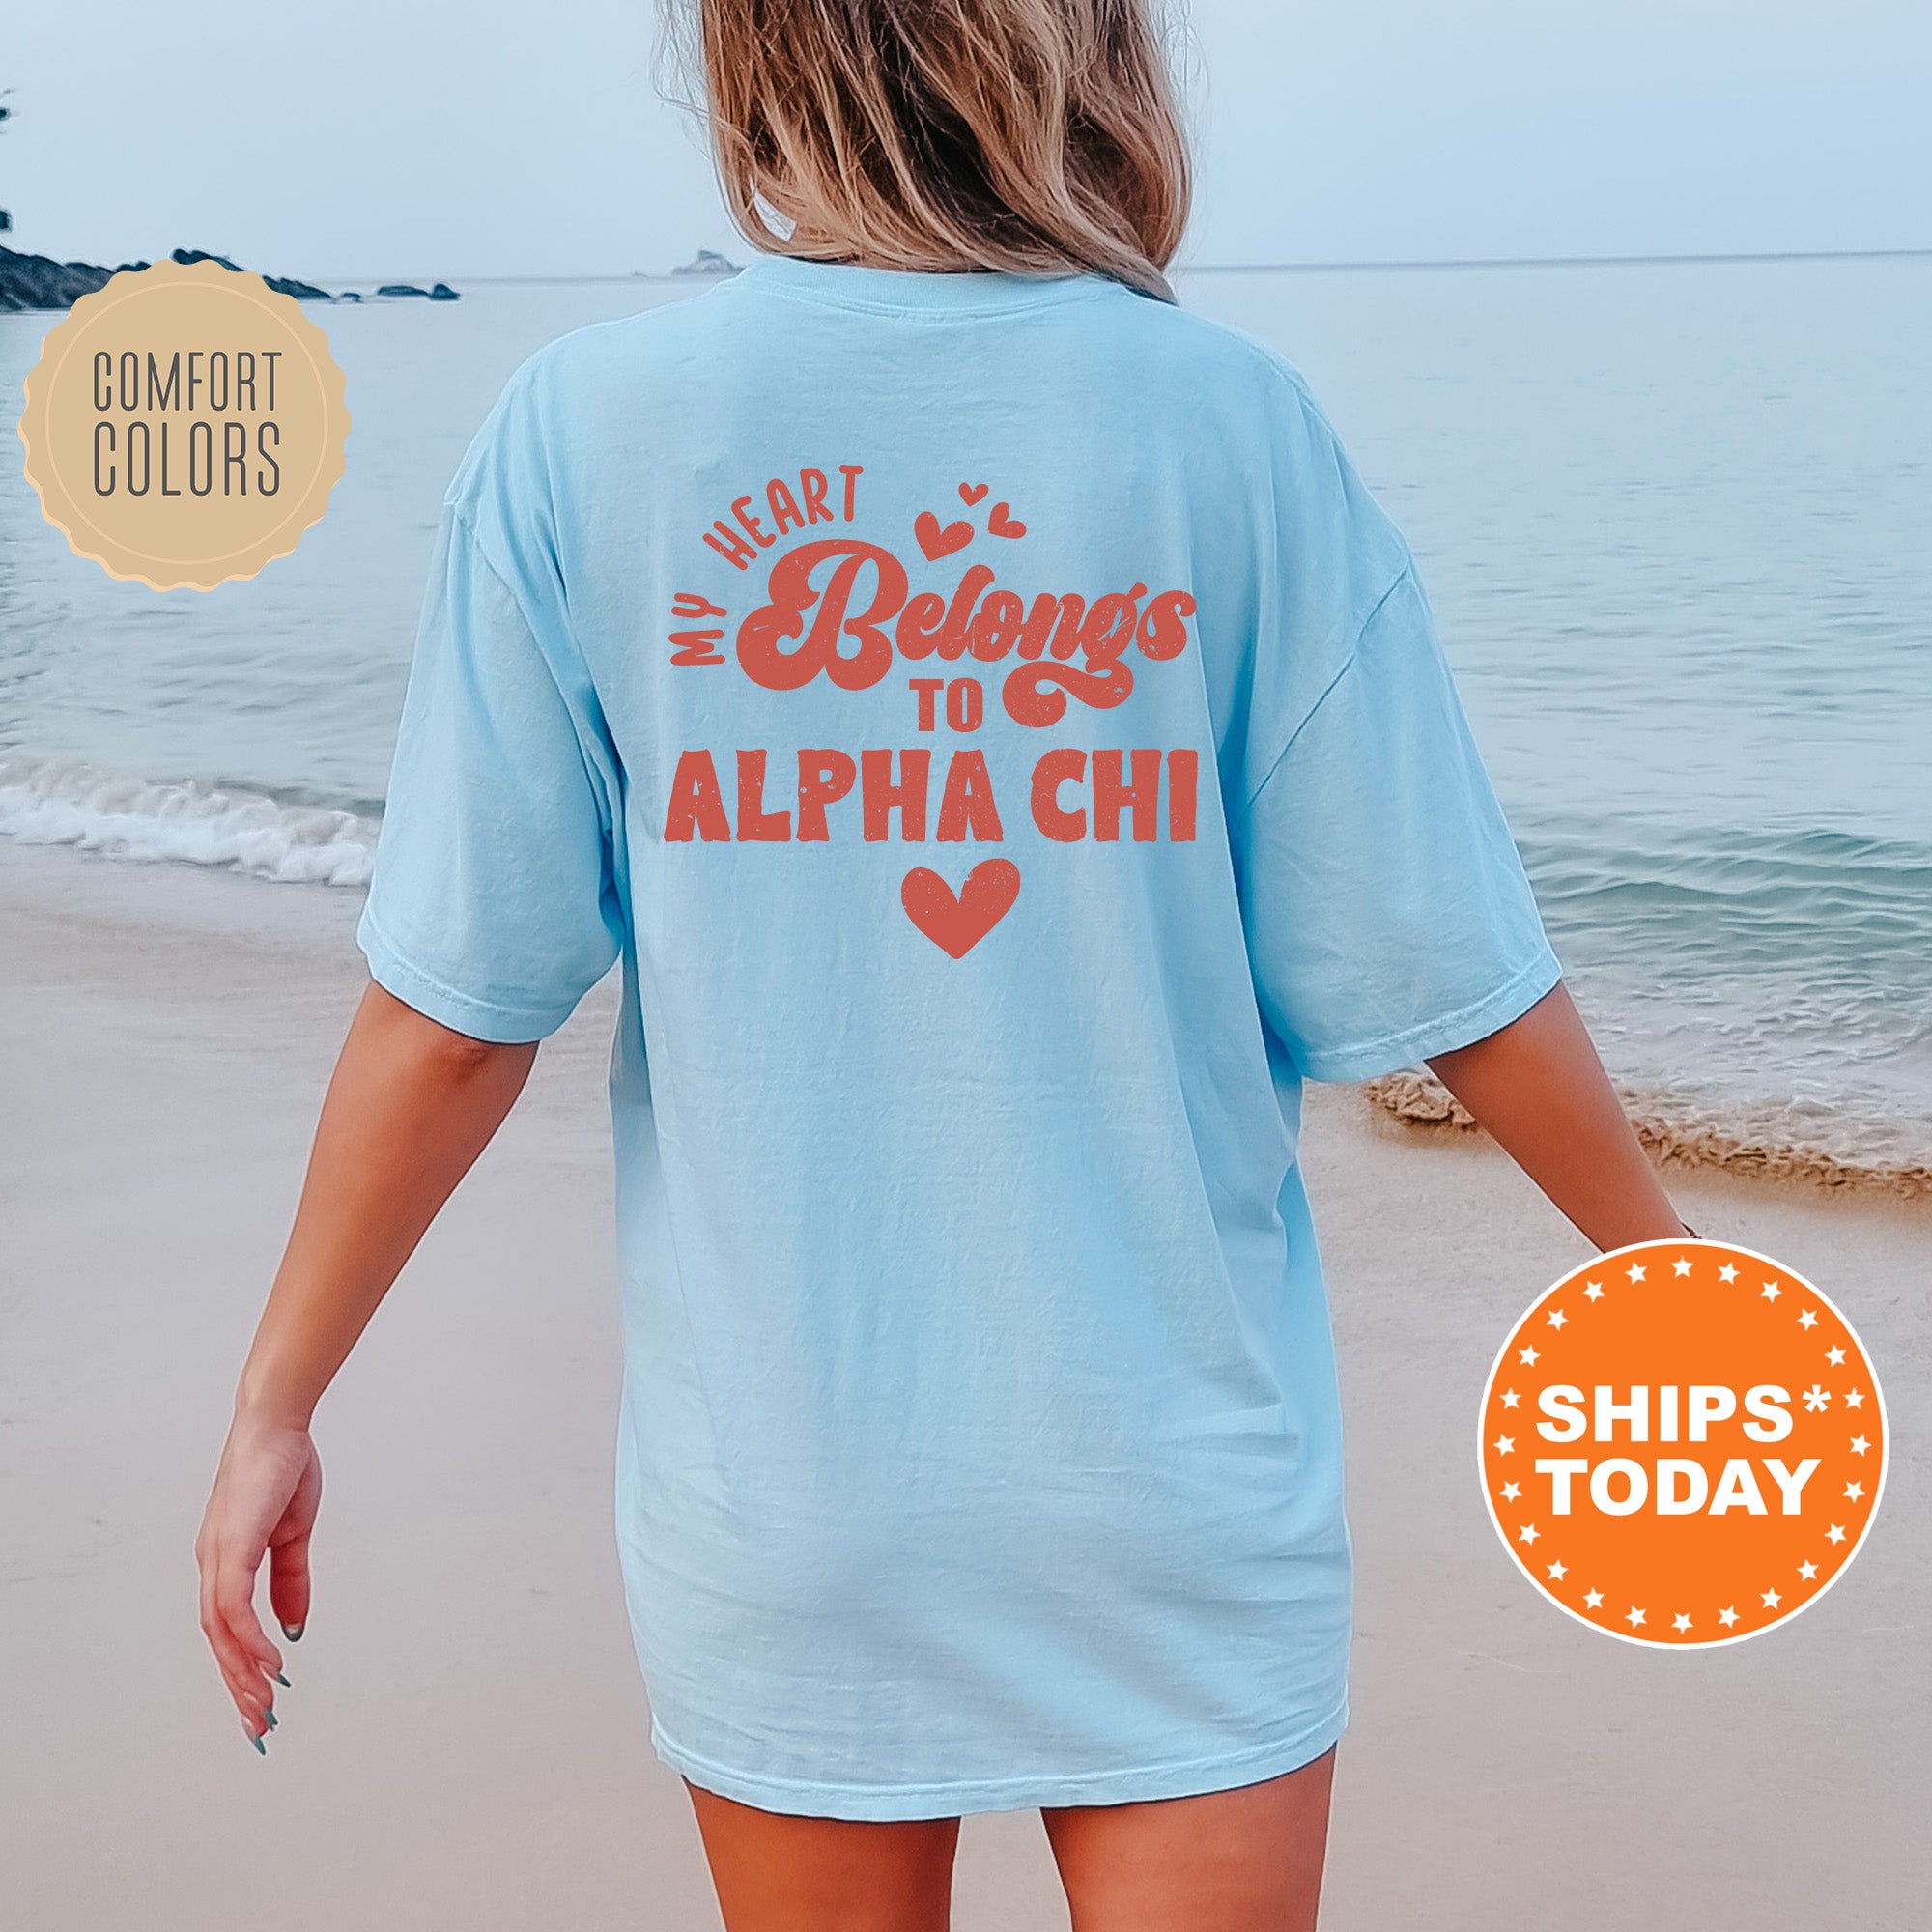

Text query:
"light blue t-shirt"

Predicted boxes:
[[357, 254, 1562, 1820]]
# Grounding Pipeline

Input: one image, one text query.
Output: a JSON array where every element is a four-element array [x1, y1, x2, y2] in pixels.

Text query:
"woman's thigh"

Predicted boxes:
[[682, 1776, 963, 1932], [1040, 1747, 1337, 1932]]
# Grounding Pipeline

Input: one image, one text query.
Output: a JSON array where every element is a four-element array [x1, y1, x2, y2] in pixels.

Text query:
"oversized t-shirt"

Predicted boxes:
[[357, 254, 1563, 1821]]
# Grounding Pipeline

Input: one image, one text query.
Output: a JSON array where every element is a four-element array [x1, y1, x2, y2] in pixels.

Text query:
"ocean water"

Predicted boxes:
[[4, 260, 1929, 1174]]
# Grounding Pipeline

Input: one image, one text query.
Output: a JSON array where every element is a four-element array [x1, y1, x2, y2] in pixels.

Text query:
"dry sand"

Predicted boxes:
[[2, 838, 1926, 1931]]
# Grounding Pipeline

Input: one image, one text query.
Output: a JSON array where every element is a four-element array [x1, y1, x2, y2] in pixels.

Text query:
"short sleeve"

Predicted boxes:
[[1235, 561, 1562, 1083], [355, 499, 625, 1043]]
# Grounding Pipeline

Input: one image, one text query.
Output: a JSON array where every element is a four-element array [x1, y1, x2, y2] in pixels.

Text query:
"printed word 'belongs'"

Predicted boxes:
[[737, 538, 1196, 727]]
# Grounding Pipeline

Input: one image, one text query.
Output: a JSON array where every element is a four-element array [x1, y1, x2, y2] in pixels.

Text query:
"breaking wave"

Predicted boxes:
[[0, 753, 378, 887], [1363, 1069, 1932, 1197]]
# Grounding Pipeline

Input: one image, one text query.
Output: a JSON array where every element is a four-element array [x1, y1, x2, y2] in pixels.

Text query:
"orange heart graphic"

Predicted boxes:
[[987, 502, 1027, 539], [901, 860, 1020, 957], [958, 482, 989, 505], [915, 510, 975, 560]]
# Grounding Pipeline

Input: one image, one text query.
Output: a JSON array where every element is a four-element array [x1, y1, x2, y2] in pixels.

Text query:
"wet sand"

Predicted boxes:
[[2, 838, 1926, 1930]]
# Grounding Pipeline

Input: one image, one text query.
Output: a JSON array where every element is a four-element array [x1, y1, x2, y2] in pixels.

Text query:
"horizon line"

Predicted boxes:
[[324, 244, 1932, 287], [1177, 244, 1932, 274]]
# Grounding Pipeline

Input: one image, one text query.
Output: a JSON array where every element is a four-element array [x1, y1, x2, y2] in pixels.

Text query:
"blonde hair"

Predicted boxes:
[[669, 1, 1192, 301]]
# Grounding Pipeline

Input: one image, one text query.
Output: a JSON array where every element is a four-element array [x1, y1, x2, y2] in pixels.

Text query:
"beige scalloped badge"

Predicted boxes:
[[17, 256, 349, 590]]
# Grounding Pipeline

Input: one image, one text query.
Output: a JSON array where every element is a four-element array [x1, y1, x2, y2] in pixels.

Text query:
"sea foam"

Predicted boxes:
[[1363, 1068, 1932, 1197], [0, 753, 379, 887]]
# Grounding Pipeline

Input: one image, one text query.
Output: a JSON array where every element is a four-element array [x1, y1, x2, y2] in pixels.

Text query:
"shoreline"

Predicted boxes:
[[1365, 1068, 1932, 1200], [5, 814, 1927, 1191]]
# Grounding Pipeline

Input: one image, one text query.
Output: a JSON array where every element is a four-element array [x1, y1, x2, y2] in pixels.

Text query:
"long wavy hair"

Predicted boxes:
[[668, 0, 1193, 300]]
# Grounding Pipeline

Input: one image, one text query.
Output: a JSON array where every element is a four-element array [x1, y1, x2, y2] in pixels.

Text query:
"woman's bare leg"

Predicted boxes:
[[683, 1777, 963, 1932], [1041, 1747, 1337, 1932]]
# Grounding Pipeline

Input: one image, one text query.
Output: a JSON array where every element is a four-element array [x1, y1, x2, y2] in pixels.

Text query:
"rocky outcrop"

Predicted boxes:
[[0, 243, 127, 312], [168, 247, 333, 300], [0, 244, 454, 311]]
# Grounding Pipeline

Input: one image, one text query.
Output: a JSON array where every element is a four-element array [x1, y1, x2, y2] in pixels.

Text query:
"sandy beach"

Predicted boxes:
[[3, 838, 1926, 1931]]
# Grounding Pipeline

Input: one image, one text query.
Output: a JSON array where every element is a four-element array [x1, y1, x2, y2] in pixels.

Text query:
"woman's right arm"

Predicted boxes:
[[195, 980, 537, 1747], [1424, 979, 1693, 1253]]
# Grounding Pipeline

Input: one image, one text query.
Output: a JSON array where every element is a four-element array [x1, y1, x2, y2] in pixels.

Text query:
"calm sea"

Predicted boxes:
[[4, 260, 1929, 1171]]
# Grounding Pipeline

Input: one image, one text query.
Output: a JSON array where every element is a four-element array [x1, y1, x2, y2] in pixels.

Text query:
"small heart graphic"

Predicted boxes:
[[957, 482, 989, 505], [901, 860, 1021, 958], [915, 510, 975, 560], [987, 502, 1027, 539]]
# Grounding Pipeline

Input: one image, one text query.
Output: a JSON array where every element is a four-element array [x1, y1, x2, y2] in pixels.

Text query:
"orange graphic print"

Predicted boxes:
[[1479, 1239, 1887, 1647], [664, 463, 1201, 956], [901, 860, 1022, 956]]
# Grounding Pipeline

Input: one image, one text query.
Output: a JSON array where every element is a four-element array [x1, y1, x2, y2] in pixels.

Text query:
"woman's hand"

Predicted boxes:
[[197, 1414, 321, 1747], [195, 980, 539, 1752]]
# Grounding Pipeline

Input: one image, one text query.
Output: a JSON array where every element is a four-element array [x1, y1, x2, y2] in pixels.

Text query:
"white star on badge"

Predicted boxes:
[[1547, 1308, 1568, 1329], [1584, 1588, 1604, 1609], [1501, 1388, 1520, 1408], [1673, 1257, 1693, 1277], [1798, 1561, 1818, 1580], [1761, 1281, 1781, 1301], [1626, 1606, 1646, 1628], [1761, 1589, 1781, 1608], [1519, 1523, 1540, 1545], [1627, 1263, 1647, 1282], [1519, 1345, 1539, 1366], [1718, 1606, 1739, 1627], [1719, 1264, 1739, 1283], [1500, 1482, 1520, 1501], [1844, 1482, 1863, 1502], [1493, 1435, 1515, 1455], [1850, 1435, 1869, 1455], [1826, 1524, 1847, 1545], [1672, 1613, 1692, 1632], [1803, 1384, 1830, 1411], [1547, 1560, 1567, 1580], [1798, 1309, 1818, 1329], [1827, 1346, 1846, 1366], [1844, 1388, 1864, 1408], [1583, 1281, 1605, 1300]]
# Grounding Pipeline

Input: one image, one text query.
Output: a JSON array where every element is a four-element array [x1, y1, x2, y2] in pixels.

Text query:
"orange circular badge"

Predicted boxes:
[[1480, 1239, 1886, 1647], [17, 256, 349, 591]]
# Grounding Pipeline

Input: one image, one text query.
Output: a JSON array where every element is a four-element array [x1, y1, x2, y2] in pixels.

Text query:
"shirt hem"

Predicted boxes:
[[1295, 942, 1564, 1085], [356, 903, 580, 1043], [646, 1698, 1350, 1821]]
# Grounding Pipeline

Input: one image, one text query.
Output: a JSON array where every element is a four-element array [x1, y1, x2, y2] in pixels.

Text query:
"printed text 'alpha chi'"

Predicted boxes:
[[664, 746, 1198, 846]]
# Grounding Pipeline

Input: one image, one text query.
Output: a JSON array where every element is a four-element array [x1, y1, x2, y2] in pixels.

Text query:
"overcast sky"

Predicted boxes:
[[6, 1, 1930, 281]]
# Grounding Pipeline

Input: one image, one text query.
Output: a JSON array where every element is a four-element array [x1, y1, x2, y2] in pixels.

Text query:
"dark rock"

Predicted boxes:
[[428, 281, 459, 300], [0, 243, 115, 312], [672, 248, 739, 276], [377, 283, 429, 298], [173, 247, 333, 300], [171, 246, 244, 272], [0, 242, 334, 311]]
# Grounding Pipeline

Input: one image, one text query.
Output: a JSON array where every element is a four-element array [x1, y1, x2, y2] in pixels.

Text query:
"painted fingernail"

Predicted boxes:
[[281, 1622, 304, 1642], [274, 1672, 291, 1688], [266, 1710, 278, 1730], [243, 1721, 266, 1754]]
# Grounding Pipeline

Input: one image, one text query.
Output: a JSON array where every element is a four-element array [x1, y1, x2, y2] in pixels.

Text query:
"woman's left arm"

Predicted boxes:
[[196, 982, 539, 1745], [1424, 979, 1692, 1253]]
